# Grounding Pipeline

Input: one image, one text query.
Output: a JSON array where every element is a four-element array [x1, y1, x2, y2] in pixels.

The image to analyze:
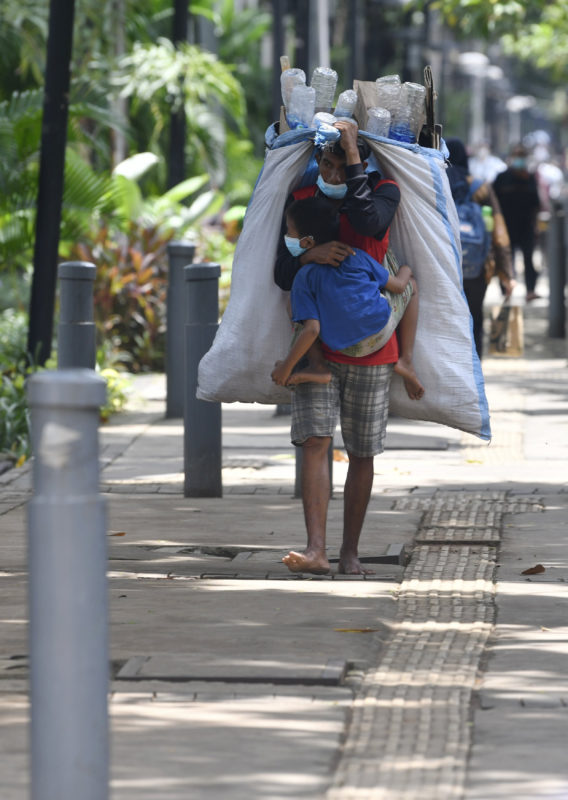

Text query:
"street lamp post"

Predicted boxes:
[[457, 51, 490, 148], [506, 95, 536, 145]]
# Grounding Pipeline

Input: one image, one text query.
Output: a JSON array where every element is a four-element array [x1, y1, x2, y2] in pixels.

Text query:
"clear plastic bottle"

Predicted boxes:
[[280, 68, 306, 110], [310, 66, 338, 112], [286, 84, 316, 129], [334, 89, 358, 119], [375, 74, 401, 120], [390, 81, 426, 143], [312, 111, 337, 128], [366, 107, 391, 137]]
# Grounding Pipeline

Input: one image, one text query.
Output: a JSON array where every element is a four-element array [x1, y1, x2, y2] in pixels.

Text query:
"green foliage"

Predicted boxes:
[[68, 221, 173, 373], [112, 38, 246, 182], [0, 309, 32, 461], [502, 5, 568, 81], [190, 0, 272, 151], [0, 307, 130, 461], [429, 0, 540, 38]]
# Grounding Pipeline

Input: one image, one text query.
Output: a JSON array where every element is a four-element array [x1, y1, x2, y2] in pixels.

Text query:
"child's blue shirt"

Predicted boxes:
[[290, 248, 392, 351]]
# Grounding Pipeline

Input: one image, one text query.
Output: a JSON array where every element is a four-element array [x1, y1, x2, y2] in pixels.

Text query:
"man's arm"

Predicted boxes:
[[343, 165, 401, 238], [336, 119, 401, 239]]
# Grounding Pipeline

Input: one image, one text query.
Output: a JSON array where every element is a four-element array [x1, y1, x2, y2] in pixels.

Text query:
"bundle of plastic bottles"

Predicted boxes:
[[280, 66, 426, 145]]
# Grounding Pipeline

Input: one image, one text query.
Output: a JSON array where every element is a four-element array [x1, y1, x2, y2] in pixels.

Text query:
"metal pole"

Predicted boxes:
[[166, 241, 196, 418], [547, 200, 566, 338], [168, 0, 189, 189], [272, 0, 286, 122], [28, 369, 109, 800], [57, 261, 96, 369], [27, 0, 77, 366], [184, 263, 222, 497]]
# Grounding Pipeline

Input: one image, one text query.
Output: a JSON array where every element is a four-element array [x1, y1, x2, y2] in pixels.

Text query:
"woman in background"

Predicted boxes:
[[446, 137, 515, 358]]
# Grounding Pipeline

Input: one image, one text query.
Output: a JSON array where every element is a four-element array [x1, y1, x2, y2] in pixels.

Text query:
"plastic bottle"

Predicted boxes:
[[366, 107, 391, 137], [375, 74, 401, 119], [286, 84, 316, 129], [389, 81, 426, 143], [312, 111, 337, 128], [280, 68, 306, 110], [334, 89, 358, 119], [310, 66, 338, 112], [482, 205, 494, 233]]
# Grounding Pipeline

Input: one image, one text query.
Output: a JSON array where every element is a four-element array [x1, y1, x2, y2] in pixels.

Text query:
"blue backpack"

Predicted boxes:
[[453, 178, 491, 279]]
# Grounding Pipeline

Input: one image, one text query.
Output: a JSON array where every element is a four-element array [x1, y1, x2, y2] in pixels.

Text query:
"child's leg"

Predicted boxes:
[[287, 339, 331, 385], [393, 277, 425, 400]]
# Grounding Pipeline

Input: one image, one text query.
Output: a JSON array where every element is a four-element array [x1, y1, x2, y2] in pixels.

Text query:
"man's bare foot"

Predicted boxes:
[[287, 366, 332, 386], [282, 549, 330, 574], [394, 359, 425, 400], [337, 552, 375, 575]]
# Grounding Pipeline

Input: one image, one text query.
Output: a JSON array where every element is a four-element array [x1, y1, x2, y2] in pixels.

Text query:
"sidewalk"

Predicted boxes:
[[1, 277, 567, 799]]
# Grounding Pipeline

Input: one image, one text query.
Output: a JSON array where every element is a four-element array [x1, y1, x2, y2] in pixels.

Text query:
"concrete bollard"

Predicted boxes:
[[547, 200, 566, 339], [57, 261, 96, 369], [166, 241, 196, 418], [27, 370, 109, 800], [184, 263, 222, 497]]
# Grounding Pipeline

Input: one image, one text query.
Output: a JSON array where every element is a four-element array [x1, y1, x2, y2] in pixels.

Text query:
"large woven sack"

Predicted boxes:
[[197, 128, 490, 441]]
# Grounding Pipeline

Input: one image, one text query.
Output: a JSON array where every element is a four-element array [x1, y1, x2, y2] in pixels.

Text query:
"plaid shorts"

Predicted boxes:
[[291, 361, 394, 457]]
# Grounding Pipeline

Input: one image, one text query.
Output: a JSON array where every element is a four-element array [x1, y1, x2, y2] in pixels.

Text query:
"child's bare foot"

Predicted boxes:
[[337, 551, 375, 575], [394, 359, 425, 400], [282, 549, 330, 574], [287, 365, 332, 386]]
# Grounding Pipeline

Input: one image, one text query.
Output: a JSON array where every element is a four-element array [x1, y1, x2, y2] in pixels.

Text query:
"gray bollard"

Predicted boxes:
[[294, 439, 334, 499], [184, 263, 222, 497], [27, 370, 109, 800], [57, 261, 96, 369], [547, 200, 566, 339], [166, 241, 196, 418]]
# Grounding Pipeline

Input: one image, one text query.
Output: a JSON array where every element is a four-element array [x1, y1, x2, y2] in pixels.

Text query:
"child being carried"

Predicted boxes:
[[271, 196, 424, 400]]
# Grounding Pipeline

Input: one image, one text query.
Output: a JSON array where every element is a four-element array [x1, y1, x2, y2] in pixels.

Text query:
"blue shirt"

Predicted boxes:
[[291, 249, 392, 351]]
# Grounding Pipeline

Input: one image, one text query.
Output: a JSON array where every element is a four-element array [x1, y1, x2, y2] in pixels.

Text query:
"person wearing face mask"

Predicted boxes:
[[272, 196, 423, 399], [274, 120, 401, 292], [493, 144, 542, 301], [272, 122, 406, 576]]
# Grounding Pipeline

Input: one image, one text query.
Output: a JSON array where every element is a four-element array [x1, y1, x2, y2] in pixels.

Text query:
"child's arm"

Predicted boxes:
[[271, 319, 320, 386], [384, 264, 413, 294]]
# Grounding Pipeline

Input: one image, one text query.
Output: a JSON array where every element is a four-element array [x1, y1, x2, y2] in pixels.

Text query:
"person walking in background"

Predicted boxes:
[[493, 144, 541, 302], [469, 141, 507, 184], [446, 138, 515, 359]]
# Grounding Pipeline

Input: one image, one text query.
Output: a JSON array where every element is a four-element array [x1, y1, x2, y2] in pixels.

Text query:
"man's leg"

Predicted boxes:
[[339, 453, 374, 574], [283, 436, 332, 573], [521, 233, 538, 297], [284, 373, 339, 574], [337, 362, 393, 575]]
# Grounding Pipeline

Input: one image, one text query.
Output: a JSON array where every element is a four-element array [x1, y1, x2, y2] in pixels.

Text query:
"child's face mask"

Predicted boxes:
[[284, 235, 308, 257], [317, 174, 347, 199]]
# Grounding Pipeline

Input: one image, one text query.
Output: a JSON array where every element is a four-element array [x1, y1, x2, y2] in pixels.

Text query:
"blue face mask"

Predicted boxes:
[[284, 235, 308, 257], [512, 158, 527, 170], [317, 174, 348, 199]]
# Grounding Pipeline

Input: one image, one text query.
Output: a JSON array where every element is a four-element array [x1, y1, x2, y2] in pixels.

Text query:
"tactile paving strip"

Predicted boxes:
[[327, 494, 501, 800]]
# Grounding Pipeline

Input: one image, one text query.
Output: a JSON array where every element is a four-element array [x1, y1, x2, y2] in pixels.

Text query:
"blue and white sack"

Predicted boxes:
[[197, 126, 491, 441]]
